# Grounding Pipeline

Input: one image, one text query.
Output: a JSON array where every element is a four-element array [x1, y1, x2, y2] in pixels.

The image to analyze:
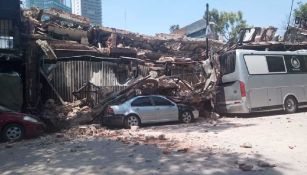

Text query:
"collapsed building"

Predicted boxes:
[[2, 0, 307, 128], [0, 1, 224, 128]]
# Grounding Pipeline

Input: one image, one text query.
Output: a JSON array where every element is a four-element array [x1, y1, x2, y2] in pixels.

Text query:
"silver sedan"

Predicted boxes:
[[103, 95, 199, 128]]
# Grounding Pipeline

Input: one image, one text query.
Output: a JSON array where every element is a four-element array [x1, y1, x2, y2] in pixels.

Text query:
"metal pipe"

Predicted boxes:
[[206, 3, 209, 59]]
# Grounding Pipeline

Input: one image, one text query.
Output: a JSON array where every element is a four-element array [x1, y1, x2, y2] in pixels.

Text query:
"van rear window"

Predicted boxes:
[[220, 52, 236, 75]]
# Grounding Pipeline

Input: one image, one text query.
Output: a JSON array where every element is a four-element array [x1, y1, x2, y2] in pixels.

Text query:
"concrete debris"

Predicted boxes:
[[235, 159, 276, 172], [60, 125, 181, 152], [158, 134, 166, 140], [130, 126, 140, 131], [225, 26, 307, 52], [5, 143, 13, 149], [42, 98, 93, 130], [176, 148, 189, 153], [240, 142, 253, 148], [22, 7, 223, 61], [284, 26, 307, 43], [19, 6, 222, 123], [16, 5, 307, 131], [257, 161, 276, 168], [238, 163, 254, 171]]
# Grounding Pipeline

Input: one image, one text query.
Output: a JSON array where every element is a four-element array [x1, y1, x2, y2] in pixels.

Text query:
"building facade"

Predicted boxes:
[[25, 0, 72, 13], [72, 0, 102, 26]]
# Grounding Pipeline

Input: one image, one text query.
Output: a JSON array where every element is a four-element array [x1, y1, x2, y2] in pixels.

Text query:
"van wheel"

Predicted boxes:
[[284, 97, 298, 114]]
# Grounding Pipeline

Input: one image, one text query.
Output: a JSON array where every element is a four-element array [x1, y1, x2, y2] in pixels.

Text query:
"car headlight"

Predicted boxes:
[[23, 116, 38, 123]]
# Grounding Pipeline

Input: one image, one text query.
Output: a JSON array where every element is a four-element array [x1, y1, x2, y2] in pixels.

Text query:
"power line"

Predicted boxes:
[[287, 0, 295, 30]]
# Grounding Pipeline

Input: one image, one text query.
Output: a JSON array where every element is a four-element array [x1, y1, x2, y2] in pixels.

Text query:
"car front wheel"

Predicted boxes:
[[2, 124, 24, 141], [180, 111, 193, 123], [124, 115, 140, 128]]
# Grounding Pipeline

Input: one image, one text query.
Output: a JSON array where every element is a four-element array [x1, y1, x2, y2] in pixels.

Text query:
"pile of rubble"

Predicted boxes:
[[62, 124, 186, 154], [224, 26, 307, 52], [20, 7, 222, 123], [22, 7, 223, 62], [42, 99, 94, 130]]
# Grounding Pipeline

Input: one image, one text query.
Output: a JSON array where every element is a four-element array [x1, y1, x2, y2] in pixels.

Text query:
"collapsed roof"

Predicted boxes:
[[22, 7, 224, 64]]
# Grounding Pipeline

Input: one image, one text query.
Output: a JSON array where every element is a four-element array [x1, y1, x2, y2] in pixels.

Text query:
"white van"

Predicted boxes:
[[215, 49, 307, 114]]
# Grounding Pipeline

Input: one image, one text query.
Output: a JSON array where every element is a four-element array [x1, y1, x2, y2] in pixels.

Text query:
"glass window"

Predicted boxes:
[[220, 51, 236, 75], [244, 55, 269, 74], [131, 97, 153, 107], [0, 20, 14, 49], [152, 96, 173, 106], [266, 56, 286, 72]]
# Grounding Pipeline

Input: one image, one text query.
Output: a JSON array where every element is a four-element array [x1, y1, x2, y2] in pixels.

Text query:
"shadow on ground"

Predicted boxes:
[[0, 137, 286, 175]]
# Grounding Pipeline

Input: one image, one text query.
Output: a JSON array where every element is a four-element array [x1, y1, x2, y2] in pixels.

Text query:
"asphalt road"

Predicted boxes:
[[1, 111, 307, 175]]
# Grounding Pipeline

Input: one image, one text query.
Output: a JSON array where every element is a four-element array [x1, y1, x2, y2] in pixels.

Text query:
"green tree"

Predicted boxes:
[[169, 24, 180, 33], [204, 9, 248, 42], [294, 2, 307, 18]]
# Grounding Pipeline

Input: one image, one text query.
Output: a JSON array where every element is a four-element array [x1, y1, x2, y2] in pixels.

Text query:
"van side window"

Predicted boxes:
[[266, 56, 286, 73], [244, 55, 269, 74], [220, 52, 236, 75]]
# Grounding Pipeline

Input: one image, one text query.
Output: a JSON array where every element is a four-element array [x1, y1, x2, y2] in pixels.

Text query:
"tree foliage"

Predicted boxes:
[[294, 2, 307, 19], [169, 24, 180, 33], [204, 9, 248, 42]]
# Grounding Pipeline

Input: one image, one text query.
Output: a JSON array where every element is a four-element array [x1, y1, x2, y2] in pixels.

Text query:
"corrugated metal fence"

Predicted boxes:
[[49, 60, 149, 103]]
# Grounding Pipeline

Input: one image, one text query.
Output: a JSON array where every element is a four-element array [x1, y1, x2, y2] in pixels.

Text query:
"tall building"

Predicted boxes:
[[25, 0, 72, 13], [72, 0, 102, 26]]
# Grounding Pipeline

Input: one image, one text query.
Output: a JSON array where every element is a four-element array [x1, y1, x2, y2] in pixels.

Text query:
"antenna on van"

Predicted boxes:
[[205, 3, 209, 59]]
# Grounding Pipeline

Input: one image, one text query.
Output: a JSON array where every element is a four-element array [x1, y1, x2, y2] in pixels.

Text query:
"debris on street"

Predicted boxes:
[[240, 142, 253, 148]]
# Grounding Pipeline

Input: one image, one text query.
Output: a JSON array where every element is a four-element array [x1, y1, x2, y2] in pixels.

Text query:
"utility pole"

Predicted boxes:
[[206, 3, 209, 59]]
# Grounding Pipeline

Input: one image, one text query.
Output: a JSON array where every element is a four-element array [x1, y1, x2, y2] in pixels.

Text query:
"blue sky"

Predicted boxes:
[[102, 0, 306, 35]]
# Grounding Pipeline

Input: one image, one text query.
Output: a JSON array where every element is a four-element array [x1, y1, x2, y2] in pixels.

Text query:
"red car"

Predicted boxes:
[[0, 111, 45, 141]]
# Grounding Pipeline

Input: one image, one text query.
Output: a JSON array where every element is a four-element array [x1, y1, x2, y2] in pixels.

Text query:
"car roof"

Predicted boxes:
[[133, 95, 167, 99]]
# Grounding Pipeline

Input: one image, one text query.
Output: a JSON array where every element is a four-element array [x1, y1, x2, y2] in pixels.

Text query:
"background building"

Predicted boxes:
[[25, 0, 72, 13], [72, 0, 102, 26]]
